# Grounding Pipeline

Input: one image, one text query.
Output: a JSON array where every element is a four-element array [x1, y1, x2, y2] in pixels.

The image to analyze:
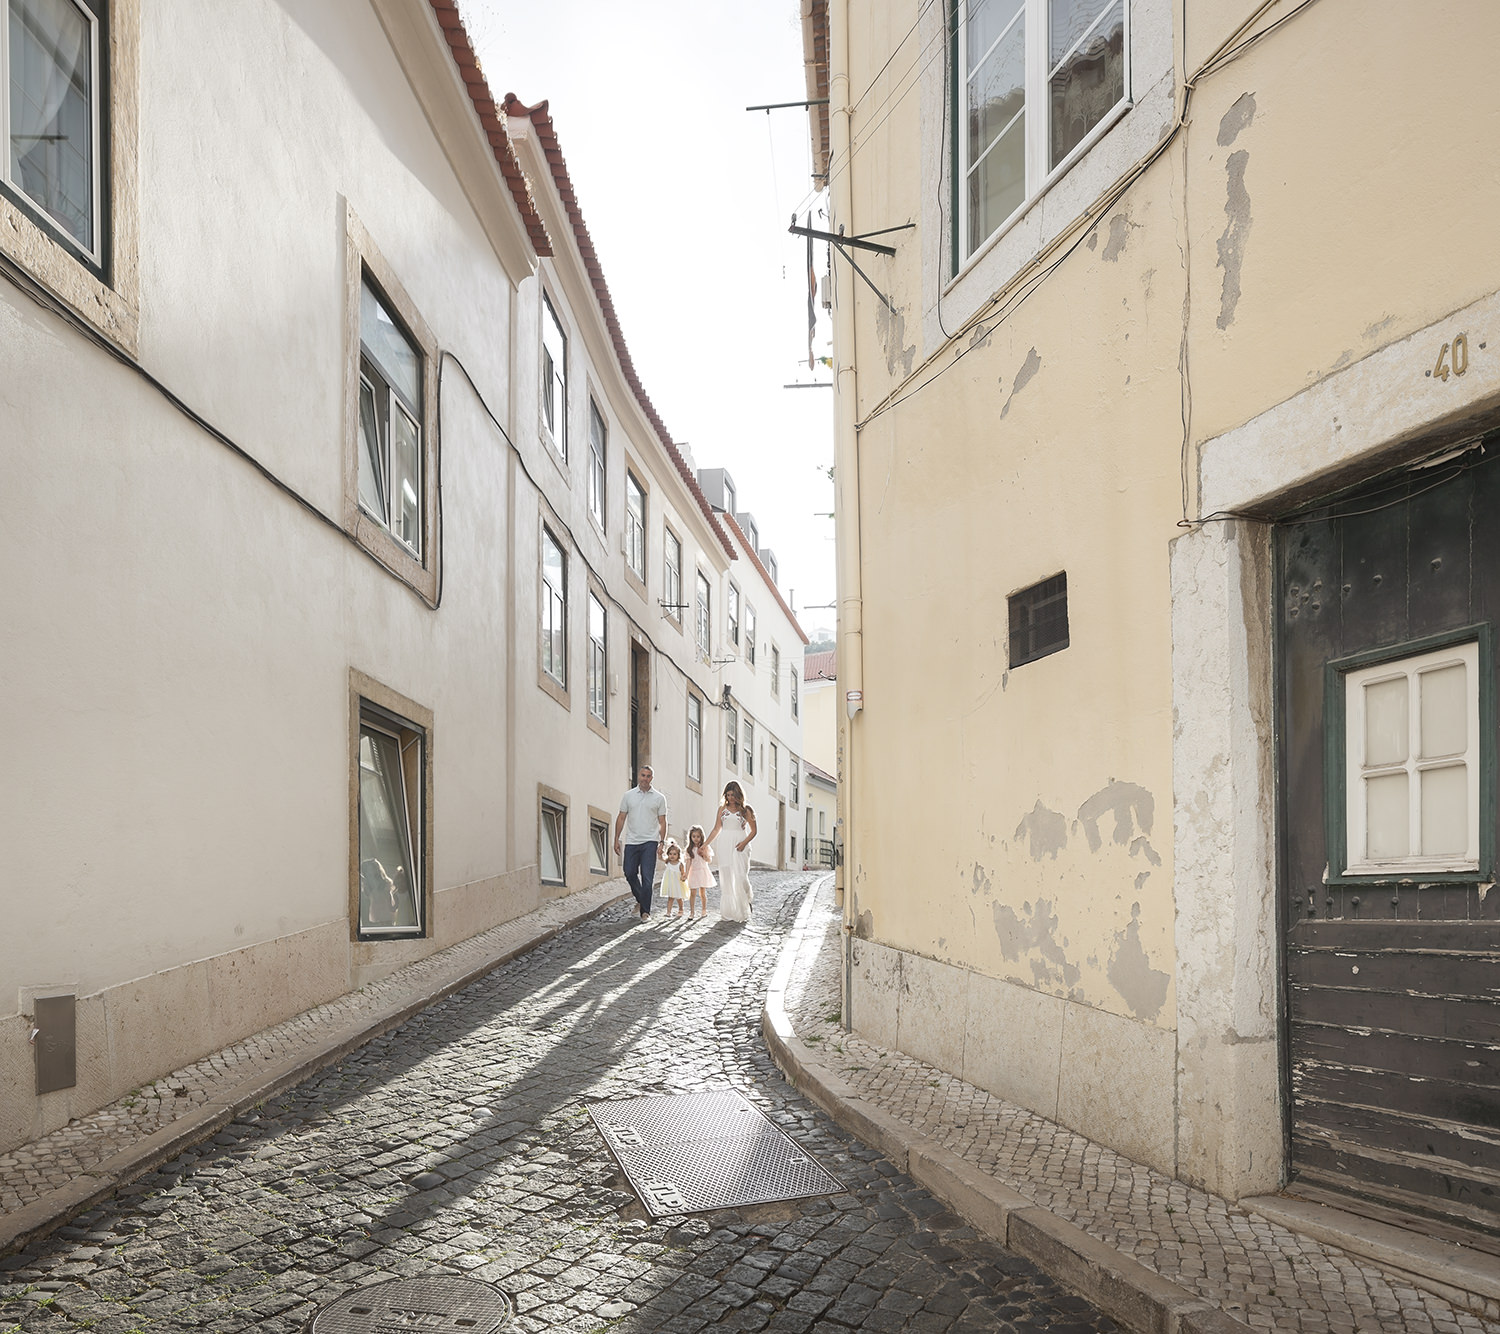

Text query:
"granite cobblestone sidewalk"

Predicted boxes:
[[768, 875, 1500, 1334], [0, 879, 632, 1244]]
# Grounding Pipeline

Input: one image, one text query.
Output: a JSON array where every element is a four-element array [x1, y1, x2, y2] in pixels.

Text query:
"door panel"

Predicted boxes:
[[1275, 446, 1500, 1236]]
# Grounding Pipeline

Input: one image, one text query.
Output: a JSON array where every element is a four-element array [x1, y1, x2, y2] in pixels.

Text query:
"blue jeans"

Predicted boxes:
[[623, 841, 658, 915]]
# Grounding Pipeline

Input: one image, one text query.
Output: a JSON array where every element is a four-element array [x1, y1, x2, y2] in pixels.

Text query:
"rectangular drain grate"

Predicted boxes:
[[589, 1089, 844, 1218]]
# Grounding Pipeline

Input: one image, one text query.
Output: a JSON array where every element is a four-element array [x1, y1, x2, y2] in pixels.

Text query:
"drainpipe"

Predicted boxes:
[[828, 0, 863, 1035]]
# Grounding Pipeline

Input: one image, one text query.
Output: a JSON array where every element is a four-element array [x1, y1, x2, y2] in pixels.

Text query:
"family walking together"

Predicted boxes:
[[612, 767, 757, 924]]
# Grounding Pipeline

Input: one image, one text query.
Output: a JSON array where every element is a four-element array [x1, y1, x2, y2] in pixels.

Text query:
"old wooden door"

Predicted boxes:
[[1276, 444, 1500, 1235]]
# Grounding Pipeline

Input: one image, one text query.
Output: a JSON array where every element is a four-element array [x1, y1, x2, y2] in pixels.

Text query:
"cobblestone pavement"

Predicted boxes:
[[0, 873, 1122, 1334], [785, 879, 1500, 1334], [0, 882, 625, 1214]]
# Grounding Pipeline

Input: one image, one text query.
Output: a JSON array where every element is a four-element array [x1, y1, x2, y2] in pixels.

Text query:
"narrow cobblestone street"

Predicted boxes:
[[0, 874, 1120, 1334]]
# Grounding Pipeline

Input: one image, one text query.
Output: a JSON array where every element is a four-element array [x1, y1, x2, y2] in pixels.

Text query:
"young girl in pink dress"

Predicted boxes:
[[684, 824, 714, 919]]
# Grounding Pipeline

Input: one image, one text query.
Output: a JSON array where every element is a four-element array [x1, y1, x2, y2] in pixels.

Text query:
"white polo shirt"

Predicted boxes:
[[618, 786, 667, 845]]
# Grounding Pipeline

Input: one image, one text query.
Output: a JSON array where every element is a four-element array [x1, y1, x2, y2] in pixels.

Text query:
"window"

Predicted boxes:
[[791, 669, 799, 719], [727, 705, 738, 766], [588, 398, 607, 527], [541, 293, 567, 458], [687, 693, 702, 783], [746, 606, 757, 666], [728, 583, 741, 646], [771, 646, 781, 699], [724, 478, 737, 516], [744, 718, 755, 777], [956, 0, 1127, 262], [358, 276, 424, 558], [2, 0, 103, 263], [664, 529, 682, 622], [790, 760, 800, 806], [744, 517, 758, 552], [764, 553, 778, 584], [589, 818, 609, 874], [540, 799, 566, 885], [1340, 639, 1483, 877], [1009, 572, 1068, 667], [696, 571, 711, 659], [625, 471, 646, 582], [357, 705, 424, 938], [588, 591, 607, 724], [820, 810, 826, 836], [542, 528, 567, 686], [771, 743, 779, 792]]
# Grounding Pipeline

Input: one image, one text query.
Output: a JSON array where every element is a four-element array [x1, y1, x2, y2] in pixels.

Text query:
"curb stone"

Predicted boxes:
[[761, 876, 1254, 1334], [0, 885, 631, 1258]]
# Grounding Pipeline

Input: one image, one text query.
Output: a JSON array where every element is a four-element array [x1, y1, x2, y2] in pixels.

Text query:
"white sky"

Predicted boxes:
[[460, 0, 837, 642]]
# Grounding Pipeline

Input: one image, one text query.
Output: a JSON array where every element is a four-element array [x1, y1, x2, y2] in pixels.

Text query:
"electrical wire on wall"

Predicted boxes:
[[840, 0, 1328, 531]]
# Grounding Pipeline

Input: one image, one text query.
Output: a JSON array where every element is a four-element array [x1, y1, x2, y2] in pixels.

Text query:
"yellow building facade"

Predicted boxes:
[[807, 0, 1500, 1230]]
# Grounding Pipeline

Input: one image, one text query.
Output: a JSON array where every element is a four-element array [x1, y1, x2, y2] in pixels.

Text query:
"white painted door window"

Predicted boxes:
[[957, 0, 1128, 262], [1345, 641, 1480, 875]]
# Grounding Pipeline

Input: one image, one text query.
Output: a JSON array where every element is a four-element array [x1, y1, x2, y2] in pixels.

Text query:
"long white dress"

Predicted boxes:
[[716, 811, 753, 922]]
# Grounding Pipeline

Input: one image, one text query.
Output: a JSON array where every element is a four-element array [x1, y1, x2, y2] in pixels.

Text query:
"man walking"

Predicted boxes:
[[614, 765, 667, 922]]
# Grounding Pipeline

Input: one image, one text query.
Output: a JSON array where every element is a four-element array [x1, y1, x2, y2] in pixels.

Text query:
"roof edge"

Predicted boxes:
[[503, 93, 736, 563], [723, 513, 811, 646]]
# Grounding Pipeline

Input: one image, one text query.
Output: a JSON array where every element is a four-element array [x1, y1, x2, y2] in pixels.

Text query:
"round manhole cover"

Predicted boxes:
[[307, 1276, 513, 1332]]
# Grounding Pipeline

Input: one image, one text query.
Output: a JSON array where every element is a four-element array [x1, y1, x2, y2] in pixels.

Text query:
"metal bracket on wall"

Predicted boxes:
[[788, 215, 914, 315]]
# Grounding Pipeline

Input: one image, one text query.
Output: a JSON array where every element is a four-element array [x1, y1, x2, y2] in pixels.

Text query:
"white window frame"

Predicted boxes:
[[791, 669, 799, 719], [358, 275, 424, 559], [744, 718, 755, 778], [587, 591, 608, 724], [1344, 641, 1480, 877], [687, 692, 702, 782], [589, 818, 609, 874], [695, 571, 711, 659], [771, 742, 779, 792], [356, 705, 425, 939], [728, 583, 741, 647], [727, 705, 738, 767], [954, 0, 1131, 265], [541, 292, 568, 459], [542, 528, 567, 687], [0, 0, 104, 266], [664, 528, 683, 624], [625, 470, 646, 581], [771, 645, 781, 699], [540, 798, 566, 885], [746, 605, 757, 667], [587, 398, 607, 528], [790, 759, 800, 806]]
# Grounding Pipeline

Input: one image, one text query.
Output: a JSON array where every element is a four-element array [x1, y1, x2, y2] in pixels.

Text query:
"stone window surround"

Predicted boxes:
[[685, 688, 704, 793], [585, 577, 610, 741], [587, 805, 615, 876], [919, 0, 1174, 348], [537, 783, 568, 888], [537, 507, 571, 709], [662, 520, 684, 631], [347, 669, 434, 947], [0, 0, 140, 353], [343, 204, 440, 605], [623, 458, 649, 596]]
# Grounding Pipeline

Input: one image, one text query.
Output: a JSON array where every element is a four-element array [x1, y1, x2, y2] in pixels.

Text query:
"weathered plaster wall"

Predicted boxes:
[[836, 0, 1500, 1198]]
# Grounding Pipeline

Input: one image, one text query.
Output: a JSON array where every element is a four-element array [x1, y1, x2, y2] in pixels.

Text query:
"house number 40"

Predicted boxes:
[[1431, 333, 1469, 381]]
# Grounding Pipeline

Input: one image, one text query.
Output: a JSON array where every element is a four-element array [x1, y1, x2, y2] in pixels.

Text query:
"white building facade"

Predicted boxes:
[[0, 0, 748, 1154]]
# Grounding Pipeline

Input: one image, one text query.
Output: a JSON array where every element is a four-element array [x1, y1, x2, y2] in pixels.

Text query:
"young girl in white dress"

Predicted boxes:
[[706, 781, 757, 923], [660, 839, 688, 918]]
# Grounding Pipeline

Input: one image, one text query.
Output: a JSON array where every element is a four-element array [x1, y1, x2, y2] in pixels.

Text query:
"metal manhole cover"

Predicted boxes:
[[589, 1089, 844, 1217], [307, 1276, 512, 1332]]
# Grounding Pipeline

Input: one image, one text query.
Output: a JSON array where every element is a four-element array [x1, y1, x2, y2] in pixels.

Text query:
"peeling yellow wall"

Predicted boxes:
[[834, 0, 1500, 1188]]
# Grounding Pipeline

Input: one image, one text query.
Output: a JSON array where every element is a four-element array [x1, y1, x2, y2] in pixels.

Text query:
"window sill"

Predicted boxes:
[[1328, 862, 1483, 886], [624, 567, 648, 600], [539, 422, 569, 478], [538, 667, 570, 709], [946, 98, 1134, 297], [587, 710, 609, 742]]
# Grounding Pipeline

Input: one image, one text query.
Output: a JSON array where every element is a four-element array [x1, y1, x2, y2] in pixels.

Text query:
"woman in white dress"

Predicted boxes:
[[706, 781, 757, 923]]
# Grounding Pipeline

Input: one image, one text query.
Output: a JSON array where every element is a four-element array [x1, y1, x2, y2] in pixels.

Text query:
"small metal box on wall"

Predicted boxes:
[[31, 992, 77, 1095]]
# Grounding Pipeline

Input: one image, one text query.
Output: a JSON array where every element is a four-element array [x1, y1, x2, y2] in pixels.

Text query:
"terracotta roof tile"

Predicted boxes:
[[504, 93, 737, 563], [803, 649, 836, 681], [425, 0, 552, 256]]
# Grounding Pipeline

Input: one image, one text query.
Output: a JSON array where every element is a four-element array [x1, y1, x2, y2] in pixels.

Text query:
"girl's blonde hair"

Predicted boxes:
[[686, 824, 708, 858]]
